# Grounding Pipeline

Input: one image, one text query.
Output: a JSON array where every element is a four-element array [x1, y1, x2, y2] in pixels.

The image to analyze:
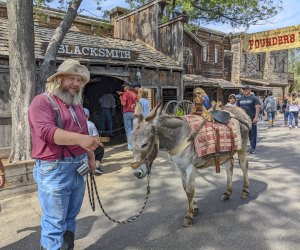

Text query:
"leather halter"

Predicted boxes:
[[131, 134, 159, 172]]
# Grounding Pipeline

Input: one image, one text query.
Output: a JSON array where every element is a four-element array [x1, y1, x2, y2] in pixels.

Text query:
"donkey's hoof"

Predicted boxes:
[[241, 190, 249, 199], [220, 193, 230, 202], [193, 202, 199, 216], [193, 207, 199, 216], [182, 216, 193, 227]]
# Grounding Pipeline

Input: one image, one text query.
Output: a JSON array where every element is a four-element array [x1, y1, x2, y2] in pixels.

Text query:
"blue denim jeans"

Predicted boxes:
[[33, 154, 87, 250], [267, 111, 276, 121], [284, 111, 289, 123], [249, 122, 257, 150], [99, 108, 113, 135], [123, 112, 134, 149], [289, 111, 299, 126], [92, 114, 101, 131]]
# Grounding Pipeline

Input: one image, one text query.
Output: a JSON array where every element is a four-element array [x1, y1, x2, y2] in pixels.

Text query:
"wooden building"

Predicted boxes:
[[182, 27, 242, 102], [231, 34, 289, 97], [0, 2, 183, 147], [113, 0, 242, 104]]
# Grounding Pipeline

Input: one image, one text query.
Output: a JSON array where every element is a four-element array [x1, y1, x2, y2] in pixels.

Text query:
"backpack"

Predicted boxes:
[[265, 97, 277, 112]]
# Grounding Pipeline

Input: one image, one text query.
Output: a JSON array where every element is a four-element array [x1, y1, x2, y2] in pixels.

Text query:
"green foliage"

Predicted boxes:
[[126, 0, 282, 29], [175, 108, 185, 116], [126, 0, 150, 9], [288, 49, 300, 92]]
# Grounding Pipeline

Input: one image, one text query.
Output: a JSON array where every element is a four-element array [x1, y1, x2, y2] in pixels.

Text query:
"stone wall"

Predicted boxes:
[[241, 53, 264, 79], [231, 36, 288, 88], [231, 37, 241, 85]]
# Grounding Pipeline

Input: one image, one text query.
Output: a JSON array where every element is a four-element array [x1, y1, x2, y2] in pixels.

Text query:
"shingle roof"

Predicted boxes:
[[184, 74, 243, 89], [0, 17, 183, 70]]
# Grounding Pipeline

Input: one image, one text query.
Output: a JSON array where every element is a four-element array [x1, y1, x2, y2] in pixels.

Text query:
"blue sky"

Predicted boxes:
[[50, 0, 300, 34]]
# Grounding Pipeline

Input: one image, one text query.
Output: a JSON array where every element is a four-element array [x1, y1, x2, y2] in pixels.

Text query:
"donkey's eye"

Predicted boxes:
[[141, 143, 148, 149]]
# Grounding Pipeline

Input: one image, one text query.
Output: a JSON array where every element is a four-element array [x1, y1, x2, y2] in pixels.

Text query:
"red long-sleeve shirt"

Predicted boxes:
[[120, 91, 137, 113], [28, 93, 88, 161]]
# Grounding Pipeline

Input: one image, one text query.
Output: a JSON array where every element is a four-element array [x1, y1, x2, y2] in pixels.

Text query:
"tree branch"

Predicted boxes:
[[36, 0, 83, 94]]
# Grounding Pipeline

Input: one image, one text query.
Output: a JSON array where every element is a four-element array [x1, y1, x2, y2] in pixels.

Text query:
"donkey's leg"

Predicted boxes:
[[180, 164, 196, 227], [220, 158, 234, 201], [238, 150, 250, 199]]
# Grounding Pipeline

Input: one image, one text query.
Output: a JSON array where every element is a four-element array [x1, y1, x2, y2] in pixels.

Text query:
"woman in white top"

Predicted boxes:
[[287, 92, 300, 129]]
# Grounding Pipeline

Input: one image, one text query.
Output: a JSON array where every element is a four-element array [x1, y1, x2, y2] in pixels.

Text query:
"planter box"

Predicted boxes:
[[0, 147, 36, 199]]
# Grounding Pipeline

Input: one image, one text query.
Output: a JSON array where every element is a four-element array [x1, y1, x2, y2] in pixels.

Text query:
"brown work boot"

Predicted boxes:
[[63, 231, 74, 250]]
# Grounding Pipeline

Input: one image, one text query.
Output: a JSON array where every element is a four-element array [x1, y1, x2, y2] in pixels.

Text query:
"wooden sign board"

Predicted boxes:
[[42, 43, 140, 61]]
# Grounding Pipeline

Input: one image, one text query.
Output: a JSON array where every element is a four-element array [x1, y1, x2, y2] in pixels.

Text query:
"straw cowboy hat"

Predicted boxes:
[[47, 59, 90, 84]]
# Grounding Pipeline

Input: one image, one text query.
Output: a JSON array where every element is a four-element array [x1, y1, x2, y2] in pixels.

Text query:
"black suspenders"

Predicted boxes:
[[44, 92, 76, 159]]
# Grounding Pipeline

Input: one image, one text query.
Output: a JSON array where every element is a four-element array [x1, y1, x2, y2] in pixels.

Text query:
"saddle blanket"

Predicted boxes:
[[184, 114, 242, 157]]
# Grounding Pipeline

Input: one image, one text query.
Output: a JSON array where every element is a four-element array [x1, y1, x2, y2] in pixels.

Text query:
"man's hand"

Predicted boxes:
[[86, 151, 96, 174], [252, 117, 258, 124], [79, 135, 103, 152]]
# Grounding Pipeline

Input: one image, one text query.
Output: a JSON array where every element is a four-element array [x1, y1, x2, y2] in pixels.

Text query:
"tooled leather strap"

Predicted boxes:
[[214, 125, 221, 173], [228, 124, 235, 158]]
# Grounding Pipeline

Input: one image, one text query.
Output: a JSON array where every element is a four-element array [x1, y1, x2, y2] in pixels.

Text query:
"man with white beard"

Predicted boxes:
[[28, 59, 102, 250]]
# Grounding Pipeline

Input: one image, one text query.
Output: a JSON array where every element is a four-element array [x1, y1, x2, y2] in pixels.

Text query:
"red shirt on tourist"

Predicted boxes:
[[120, 90, 138, 112]]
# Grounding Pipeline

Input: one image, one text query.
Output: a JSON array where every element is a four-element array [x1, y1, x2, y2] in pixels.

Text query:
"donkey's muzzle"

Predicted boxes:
[[133, 169, 144, 179], [132, 164, 148, 179]]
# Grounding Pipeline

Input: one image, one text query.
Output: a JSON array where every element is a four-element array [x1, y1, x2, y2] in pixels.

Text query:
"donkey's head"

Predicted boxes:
[[131, 101, 163, 179]]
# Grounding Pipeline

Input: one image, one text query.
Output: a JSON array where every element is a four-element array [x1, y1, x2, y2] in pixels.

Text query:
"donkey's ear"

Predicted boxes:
[[145, 101, 163, 124], [133, 101, 144, 129]]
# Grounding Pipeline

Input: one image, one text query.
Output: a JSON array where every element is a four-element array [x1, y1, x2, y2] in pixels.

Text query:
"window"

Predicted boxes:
[[144, 88, 157, 109], [162, 88, 178, 104], [283, 58, 286, 73], [202, 43, 208, 62], [274, 56, 285, 73], [214, 45, 220, 64], [257, 54, 262, 71]]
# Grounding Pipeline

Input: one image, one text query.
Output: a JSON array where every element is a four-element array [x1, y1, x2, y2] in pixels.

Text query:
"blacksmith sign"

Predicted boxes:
[[42, 43, 139, 61], [241, 25, 300, 53]]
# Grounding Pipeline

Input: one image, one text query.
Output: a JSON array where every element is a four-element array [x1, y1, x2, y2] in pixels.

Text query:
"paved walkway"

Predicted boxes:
[[0, 114, 300, 249]]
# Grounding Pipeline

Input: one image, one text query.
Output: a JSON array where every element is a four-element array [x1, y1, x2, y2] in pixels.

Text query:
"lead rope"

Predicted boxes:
[[86, 172, 151, 224]]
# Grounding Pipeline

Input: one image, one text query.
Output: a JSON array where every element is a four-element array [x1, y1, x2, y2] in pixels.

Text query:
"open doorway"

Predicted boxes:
[[83, 75, 126, 144]]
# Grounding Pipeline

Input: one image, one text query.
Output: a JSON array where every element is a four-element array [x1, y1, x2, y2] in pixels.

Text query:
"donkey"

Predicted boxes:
[[131, 102, 251, 227]]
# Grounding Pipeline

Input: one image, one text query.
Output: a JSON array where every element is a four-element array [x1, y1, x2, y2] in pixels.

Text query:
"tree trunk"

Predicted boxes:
[[7, 0, 35, 161], [36, 0, 83, 94]]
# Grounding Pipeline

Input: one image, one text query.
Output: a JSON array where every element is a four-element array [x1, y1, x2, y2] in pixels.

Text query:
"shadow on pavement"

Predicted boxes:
[[84, 179, 267, 250], [195, 179, 267, 216], [1, 216, 98, 250]]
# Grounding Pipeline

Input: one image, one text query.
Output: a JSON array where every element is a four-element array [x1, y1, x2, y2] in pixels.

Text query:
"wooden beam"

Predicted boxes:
[[158, 15, 188, 29], [0, 147, 11, 159], [116, 0, 170, 21]]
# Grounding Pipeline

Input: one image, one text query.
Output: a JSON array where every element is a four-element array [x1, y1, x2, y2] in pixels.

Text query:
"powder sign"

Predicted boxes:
[[42, 43, 139, 61]]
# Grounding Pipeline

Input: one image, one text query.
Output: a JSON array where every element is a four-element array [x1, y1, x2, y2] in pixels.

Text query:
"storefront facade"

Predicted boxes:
[[0, 13, 183, 146]]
